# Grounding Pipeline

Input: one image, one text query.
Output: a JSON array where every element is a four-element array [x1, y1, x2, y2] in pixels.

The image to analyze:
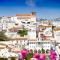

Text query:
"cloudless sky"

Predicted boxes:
[[0, 0, 60, 19]]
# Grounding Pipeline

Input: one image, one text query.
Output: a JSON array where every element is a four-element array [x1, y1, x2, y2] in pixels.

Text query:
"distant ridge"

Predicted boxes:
[[54, 18, 60, 21]]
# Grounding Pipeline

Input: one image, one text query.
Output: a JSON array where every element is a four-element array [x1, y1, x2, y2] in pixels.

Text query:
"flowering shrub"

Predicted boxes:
[[33, 53, 40, 60], [16, 49, 57, 60], [33, 53, 46, 60], [30, 49, 33, 53], [50, 50, 57, 60], [21, 50, 27, 60], [41, 48, 45, 53], [38, 49, 41, 53], [40, 54, 46, 60]]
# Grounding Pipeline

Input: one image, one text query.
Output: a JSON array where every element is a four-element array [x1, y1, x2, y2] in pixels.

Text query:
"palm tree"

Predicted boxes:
[[0, 31, 8, 41], [17, 28, 28, 37]]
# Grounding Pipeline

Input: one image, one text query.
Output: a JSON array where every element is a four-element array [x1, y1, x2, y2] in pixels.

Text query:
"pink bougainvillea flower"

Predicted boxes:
[[40, 54, 46, 60], [21, 50, 27, 59], [33, 53, 40, 60], [50, 50, 57, 60]]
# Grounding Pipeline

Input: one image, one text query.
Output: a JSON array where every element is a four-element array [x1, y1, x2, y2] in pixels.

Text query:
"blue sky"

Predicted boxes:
[[0, 0, 60, 19]]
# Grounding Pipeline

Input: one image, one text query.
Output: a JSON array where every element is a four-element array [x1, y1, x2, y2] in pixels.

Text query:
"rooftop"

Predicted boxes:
[[16, 12, 36, 17]]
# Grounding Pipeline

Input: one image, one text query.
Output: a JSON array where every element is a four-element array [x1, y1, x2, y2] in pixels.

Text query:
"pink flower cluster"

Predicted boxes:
[[50, 50, 57, 60], [20, 49, 28, 60], [19, 49, 57, 60], [34, 53, 46, 60]]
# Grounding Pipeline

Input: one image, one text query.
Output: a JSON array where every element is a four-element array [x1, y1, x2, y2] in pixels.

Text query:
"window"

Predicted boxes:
[[21, 21, 25, 24], [38, 42, 40, 44], [27, 43, 29, 45], [27, 22, 30, 24], [15, 23, 18, 25], [59, 46, 60, 49]]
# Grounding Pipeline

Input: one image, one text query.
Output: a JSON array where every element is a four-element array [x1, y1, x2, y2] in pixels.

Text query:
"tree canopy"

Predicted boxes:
[[17, 28, 28, 36]]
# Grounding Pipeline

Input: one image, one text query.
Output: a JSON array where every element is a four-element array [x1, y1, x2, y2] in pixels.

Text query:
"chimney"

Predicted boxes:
[[32, 12, 36, 15]]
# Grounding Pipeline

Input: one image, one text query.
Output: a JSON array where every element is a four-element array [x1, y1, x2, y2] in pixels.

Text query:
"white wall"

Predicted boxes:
[[54, 31, 60, 42], [28, 31, 36, 39], [37, 41, 51, 50], [42, 43, 51, 50], [53, 21, 60, 27]]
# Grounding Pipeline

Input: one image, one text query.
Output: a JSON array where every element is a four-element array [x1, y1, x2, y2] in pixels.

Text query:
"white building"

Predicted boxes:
[[0, 16, 18, 30], [4, 12, 36, 50], [37, 24, 55, 50], [25, 39, 37, 50], [53, 18, 60, 27], [54, 29, 60, 42], [37, 41, 51, 50], [16, 12, 36, 30]]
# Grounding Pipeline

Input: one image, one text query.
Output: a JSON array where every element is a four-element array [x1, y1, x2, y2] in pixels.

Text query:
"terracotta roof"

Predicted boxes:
[[16, 14, 35, 19], [16, 13, 36, 16], [10, 37, 28, 40], [16, 13, 36, 19], [17, 17, 31, 19], [16, 14, 32, 16]]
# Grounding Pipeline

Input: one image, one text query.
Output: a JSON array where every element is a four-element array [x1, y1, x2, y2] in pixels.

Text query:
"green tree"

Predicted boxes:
[[41, 48, 45, 53], [25, 53, 33, 60], [46, 49, 50, 53], [0, 31, 8, 41], [17, 28, 28, 36], [25, 50, 33, 60]]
